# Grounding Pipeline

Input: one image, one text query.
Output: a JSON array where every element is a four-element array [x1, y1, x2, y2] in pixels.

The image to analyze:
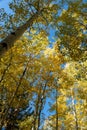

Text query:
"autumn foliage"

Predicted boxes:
[[0, 0, 87, 130]]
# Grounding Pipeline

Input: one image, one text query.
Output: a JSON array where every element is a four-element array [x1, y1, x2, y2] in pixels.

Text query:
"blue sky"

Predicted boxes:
[[0, 0, 12, 13]]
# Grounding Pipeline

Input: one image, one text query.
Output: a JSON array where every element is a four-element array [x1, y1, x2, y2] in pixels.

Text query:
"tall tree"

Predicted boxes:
[[0, 0, 58, 56]]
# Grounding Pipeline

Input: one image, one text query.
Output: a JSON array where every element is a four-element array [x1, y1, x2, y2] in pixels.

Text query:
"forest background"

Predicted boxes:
[[0, 0, 87, 130]]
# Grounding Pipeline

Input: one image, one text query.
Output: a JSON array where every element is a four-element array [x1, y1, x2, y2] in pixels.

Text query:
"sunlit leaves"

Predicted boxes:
[[0, 0, 87, 129]]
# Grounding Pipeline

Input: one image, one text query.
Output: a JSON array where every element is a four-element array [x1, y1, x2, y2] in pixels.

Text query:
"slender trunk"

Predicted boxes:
[[33, 81, 47, 130], [33, 88, 41, 130], [0, 61, 28, 129], [0, 56, 12, 128], [71, 89, 79, 130], [72, 98, 79, 130], [0, 12, 40, 56], [37, 82, 47, 130], [37, 95, 42, 130], [56, 88, 58, 130]]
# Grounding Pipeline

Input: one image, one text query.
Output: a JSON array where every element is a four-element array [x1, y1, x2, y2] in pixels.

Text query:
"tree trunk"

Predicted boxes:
[[37, 82, 47, 130], [0, 12, 40, 56], [56, 88, 58, 130], [71, 89, 79, 130]]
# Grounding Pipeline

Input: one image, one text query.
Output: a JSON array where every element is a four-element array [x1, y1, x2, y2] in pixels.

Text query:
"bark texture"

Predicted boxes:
[[0, 12, 39, 56]]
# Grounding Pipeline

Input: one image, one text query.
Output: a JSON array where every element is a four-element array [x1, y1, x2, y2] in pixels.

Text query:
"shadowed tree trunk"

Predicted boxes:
[[0, 11, 41, 56]]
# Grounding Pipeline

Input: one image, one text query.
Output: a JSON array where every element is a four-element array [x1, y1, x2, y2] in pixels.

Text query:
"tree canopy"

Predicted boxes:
[[0, 0, 87, 129]]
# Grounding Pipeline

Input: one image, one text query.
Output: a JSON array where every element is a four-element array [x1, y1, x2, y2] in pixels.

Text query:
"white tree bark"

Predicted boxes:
[[0, 12, 39, 56]]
